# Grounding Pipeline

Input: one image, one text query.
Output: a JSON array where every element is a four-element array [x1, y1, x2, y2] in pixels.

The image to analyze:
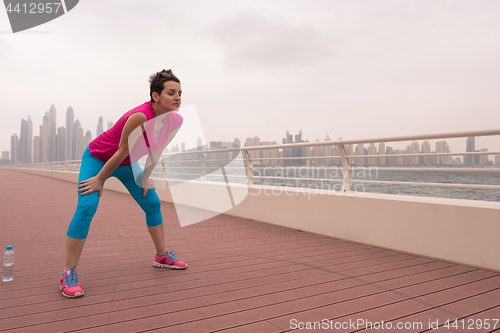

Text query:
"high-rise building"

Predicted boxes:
[[294, 130, 304, 166], [233, 138, 241, 149], [49, 105, 57, 162], [281, 129, 304, 166], [197, 137, 204, 150], [10, 134, 18, 164], [32, 136, 41, 163], [386, 146, 394, 165], [465, 137, 475, 166], [354, 144, 365, 165], [57, 127, 65, 161], [421, 141, 431, 165], [40, 112, 51, 162], [311, 141, 323, 166], [480, 149, 489, 166], [367, 143, 377, 165], [0, 151, 8, 165], [245, 136, 261, 160], [436, 140, 451, 165], [405, 141, 420, 165], [96, 116, 104, 137], [74, 119, 84, 160], [65, 106, 74, 162], [260, 141, 279, 166], [323, 134, 336, 167], [377, 142, 386, 166], [394, 149, 404, 165], [107, 121, 114, 130], [85, 130, 92, 149], [18, 116, 33, 163]]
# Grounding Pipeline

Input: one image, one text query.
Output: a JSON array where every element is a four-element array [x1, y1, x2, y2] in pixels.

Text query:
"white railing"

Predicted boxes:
[[3, 128, 500, 193]]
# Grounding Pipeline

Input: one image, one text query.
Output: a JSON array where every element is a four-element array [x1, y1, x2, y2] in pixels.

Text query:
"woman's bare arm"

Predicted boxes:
[[78, 112, 148, 196]]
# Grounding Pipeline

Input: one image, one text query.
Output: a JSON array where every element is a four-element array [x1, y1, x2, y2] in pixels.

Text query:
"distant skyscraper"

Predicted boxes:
[[96, 116, 104, 137], [19, 116, 33, 163], [49, 104, 57, 133], [57, 127, 65, 161], [10, 134, 18, 164], [465, 137, 475, 166], [367, 143, 377, 165], [1, 151, 8, 159], [65, 106, 74, 162], [85, 130, 92, 149], [260, 141, 279, 166], [480, 148, 489, 165], [245, 136, 261, 160], [422, 141, 431, 165], [32, 136, 41, 163], [233, 138, 241, 149], [107, 121, 114, 130], [405, 141, 420, 165], [41, 112, 51, 162], [322, 134, 335, 167], [49, 104, 57, 162], [355, 144, 365, 165], [282, 129, 304, 166], [436, 140, 451, 165], [197, 137, 204, 150], [378, 142, 386, 166], [74, 119, 84, 160], [294, 130, 304, 166]]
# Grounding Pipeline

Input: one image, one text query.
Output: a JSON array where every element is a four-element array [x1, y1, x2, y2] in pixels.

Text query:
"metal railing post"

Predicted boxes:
[[243, 149, 254, 184], [339, 143, 352, 192], [161, 156, 169, 180], [198, 153, 207, 181]]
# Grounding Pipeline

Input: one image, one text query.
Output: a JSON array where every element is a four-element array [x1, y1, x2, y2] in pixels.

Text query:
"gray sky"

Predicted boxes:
[[1, 0, 500, 155]]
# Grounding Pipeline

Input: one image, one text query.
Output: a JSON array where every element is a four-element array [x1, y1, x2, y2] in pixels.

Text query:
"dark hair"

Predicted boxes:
[[149, 69, 181, 103]]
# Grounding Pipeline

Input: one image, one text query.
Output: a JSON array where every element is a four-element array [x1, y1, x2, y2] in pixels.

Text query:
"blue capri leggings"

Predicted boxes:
[[67, 147, 163, 239]]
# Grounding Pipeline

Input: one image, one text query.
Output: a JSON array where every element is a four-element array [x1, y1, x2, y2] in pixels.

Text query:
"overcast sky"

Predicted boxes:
[[1, 0, 499, 155]]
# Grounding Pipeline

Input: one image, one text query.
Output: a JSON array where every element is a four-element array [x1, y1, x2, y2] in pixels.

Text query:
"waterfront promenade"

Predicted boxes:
[[0, 169, 499, 332]]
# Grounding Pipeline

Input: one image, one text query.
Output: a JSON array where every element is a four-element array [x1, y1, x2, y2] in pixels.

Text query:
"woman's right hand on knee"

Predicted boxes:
[[78, 176, 104, 197]]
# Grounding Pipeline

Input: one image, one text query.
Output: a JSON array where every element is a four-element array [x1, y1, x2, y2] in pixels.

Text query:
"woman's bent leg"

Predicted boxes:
[[114, 164, 187, 269]]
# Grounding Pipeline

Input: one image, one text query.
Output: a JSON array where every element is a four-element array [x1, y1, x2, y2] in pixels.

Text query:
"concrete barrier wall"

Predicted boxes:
[[9, 167, 500, 271]]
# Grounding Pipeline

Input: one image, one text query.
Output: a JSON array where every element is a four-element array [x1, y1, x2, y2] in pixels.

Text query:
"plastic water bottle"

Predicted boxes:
[[3, 246, 15, 282]]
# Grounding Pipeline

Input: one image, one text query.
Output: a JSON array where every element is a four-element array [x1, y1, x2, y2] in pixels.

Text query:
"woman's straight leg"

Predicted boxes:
[[65, 148, 106, 269]]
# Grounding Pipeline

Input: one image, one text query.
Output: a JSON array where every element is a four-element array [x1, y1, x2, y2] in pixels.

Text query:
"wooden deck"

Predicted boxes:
[[0, 169, 499, 333]]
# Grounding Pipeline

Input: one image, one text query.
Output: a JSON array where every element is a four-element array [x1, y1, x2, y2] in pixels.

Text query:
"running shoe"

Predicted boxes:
[[153, 250, 187, 269], [60, 265, 84, 298]]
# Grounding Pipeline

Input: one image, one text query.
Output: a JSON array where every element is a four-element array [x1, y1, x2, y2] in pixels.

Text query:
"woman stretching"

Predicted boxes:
[[60, 69, 186, 298]]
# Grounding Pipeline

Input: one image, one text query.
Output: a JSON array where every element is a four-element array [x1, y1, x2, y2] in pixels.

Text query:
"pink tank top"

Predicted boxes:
[[89, 101, 183, 165]]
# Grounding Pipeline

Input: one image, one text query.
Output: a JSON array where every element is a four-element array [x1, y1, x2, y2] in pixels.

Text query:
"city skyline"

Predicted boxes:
[[5, 107, 497, 167]]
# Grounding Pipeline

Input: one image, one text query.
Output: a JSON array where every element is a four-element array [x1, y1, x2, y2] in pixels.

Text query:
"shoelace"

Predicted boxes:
[[166, 250, 179, 262], [63, 265, 79, 287]]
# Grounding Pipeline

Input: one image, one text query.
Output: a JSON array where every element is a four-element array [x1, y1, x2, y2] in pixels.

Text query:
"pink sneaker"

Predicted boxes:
[[60, 265, 84, 298], [153, 251, 187, 269]]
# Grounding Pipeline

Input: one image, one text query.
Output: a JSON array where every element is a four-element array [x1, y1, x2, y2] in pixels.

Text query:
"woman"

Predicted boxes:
[[60, 69, 186, 298]]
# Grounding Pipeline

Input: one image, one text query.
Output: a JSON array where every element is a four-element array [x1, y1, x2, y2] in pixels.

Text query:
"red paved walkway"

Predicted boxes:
[[0, 169, 499, 332]]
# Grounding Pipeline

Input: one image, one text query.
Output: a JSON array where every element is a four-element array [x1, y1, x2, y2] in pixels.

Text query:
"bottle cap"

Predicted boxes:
[[6, 246, 12, 250]]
